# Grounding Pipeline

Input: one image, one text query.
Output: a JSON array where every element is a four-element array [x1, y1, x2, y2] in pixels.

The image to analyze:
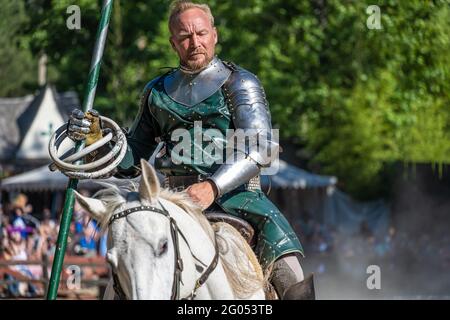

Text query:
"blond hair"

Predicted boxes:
[[168, 1, 215, 34]]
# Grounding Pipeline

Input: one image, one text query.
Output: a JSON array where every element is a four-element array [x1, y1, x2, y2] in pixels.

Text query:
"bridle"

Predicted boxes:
[[108, 201, 219, 300]]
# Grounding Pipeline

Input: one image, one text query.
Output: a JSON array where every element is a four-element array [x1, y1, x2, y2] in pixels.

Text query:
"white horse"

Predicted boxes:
[[74, 159, 266, 300]]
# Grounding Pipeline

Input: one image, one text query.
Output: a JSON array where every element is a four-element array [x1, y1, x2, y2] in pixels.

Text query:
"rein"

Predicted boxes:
[[108, 202, 219, 300]]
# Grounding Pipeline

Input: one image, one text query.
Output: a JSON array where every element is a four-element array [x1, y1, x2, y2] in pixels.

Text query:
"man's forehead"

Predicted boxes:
[[172, 9, 212, 33]]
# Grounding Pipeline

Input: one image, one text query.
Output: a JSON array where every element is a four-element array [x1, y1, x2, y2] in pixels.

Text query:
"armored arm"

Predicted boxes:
[[207, 67, 279, 197]]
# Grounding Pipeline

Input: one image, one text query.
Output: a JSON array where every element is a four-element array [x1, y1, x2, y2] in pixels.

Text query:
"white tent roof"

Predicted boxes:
[[0, 160, 336, 192], [261, 160, 337, 189], [0, 165, 129, 192]]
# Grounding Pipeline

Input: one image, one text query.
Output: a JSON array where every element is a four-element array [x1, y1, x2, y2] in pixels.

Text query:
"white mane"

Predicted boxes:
[[91, 181, 213, 239]]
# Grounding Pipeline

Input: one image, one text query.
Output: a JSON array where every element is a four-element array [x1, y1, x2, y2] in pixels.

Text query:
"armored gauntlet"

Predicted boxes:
[[67, 109, 105, 145]]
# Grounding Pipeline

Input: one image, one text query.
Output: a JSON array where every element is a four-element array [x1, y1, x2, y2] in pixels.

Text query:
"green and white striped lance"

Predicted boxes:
[[83, 0, 113, 113], [46, 0, 114, 300]]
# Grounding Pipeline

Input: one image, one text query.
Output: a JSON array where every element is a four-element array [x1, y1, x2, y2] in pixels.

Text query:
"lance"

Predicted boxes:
[[46, 0, 114, 300]]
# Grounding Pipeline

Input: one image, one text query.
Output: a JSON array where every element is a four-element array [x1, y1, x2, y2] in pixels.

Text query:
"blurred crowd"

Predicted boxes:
[[0, 192, 106, 298], [294, 218, 450, 297], [297, 217, 450, 269], [1, 191, 449, 298]]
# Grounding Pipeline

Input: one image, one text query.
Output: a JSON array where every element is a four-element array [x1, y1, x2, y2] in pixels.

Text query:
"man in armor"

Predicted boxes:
[[67, 1, 313, 299]]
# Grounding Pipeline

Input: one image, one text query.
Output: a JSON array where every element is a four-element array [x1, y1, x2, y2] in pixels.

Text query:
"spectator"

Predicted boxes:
[[12, 194, 28, 210], [40, 208, 57, 241], [74, 220, 98, 257], [0, 206, 7, 256], [99, 232, 108, 257], [2, 227, 40, 297], [12, 207, 26, 230], [0, 195, 108, 298]]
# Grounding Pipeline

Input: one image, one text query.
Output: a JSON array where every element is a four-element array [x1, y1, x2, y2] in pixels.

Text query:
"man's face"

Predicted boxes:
[[170, 8, 217, 72], [11, 230, 22, 243]]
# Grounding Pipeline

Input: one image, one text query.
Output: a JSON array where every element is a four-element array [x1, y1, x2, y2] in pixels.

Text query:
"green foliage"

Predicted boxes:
[[2, 0, 449, 199], [303, 1, 450, 198], [0, 0, 36, 96], [23, 0, 174, 124]]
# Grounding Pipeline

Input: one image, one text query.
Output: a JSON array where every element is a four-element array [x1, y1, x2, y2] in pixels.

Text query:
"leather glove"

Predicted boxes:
[[67, 109, 105, 146], [84, 110, 104, 146]]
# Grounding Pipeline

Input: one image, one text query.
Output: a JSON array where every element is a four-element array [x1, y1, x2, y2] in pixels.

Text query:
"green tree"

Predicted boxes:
[[0, 0, 36, 96], [206, 0, 450, 199], [24, 0, 175, 125], [4, 0, 450, 199], [304, 1, 450, 198]]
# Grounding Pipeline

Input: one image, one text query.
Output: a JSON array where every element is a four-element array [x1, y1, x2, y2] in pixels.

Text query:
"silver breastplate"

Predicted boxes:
[[163, 56, 232, 107]]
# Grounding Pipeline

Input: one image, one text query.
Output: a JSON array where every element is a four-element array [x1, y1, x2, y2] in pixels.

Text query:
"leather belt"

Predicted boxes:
[[164, 174, 262, 192]]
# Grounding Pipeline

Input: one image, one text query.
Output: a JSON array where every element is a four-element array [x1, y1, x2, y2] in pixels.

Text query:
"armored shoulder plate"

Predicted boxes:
[[209, 65, 279, 197], [222, 66, 272, 130], [164, 57, 232, 107]]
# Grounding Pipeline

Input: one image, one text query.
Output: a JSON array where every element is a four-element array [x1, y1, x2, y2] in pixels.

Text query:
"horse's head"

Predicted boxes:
[[74, 160, 176, 299]]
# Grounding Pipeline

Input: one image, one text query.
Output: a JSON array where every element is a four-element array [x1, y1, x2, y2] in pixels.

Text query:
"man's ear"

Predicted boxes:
[[213, 27, 218, 45], [169, 36, 177, 51]]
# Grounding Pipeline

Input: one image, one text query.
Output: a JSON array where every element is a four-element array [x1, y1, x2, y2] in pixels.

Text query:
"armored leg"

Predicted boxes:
[[270, 253, 315, 300]]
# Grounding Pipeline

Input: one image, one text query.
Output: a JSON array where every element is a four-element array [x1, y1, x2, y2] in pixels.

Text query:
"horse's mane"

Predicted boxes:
[[91, 181, 135, 232], [91, 180, 265, 298], [91, 181, 214, 240], [213, 222, 265, 298]]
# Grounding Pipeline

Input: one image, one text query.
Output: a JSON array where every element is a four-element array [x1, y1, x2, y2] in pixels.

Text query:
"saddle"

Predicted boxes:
[[162, 175, 256, 247], [204, 210, 256, 248]]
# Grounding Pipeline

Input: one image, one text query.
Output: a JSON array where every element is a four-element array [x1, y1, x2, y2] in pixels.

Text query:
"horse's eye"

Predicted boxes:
[[157, 239, 168, 256]]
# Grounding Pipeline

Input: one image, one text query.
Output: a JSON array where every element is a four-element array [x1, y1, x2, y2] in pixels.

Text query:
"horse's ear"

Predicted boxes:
[[74, 191, 107, 222], [139, 159, 160, 202]]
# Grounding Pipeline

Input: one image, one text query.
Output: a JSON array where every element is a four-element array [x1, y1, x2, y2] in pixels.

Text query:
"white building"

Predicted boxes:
[[0, 85, 79, 176]]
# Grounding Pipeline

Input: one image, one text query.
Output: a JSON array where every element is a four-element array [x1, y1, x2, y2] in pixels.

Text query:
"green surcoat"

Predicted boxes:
[[117, 72, 304, 269]]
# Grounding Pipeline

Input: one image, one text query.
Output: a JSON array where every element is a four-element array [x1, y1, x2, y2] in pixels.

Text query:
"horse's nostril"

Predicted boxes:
[[157, 239, 168, 256]]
